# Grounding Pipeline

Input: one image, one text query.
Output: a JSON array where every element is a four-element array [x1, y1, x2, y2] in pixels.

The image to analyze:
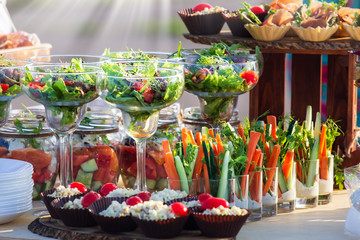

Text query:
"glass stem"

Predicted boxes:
[[135, 139, 147, 191], [0, 101, 10, 127], [58, 133, 73, 187]]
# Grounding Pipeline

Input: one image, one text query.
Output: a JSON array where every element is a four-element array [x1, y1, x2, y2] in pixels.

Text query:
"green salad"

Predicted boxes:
[[23, 58, 99, 125], [101, 62, 184, 129]]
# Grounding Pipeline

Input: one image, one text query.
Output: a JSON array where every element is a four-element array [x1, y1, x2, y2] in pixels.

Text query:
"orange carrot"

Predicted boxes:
[[244, 131, 262, 175], [162, 140, 171, 155], [320, 155, 329, 180], [209, 128, 214, 138], [264, 142, 271, 164], [237, 124, 246, 144], [181, 128, 188, 157], [282, 151, 294, 181], [187, 130, 196, 146], [249, 149, 262, 172], [192, 144, 204, 179], [258, 153, 264, 168], [266, 115, 277, 140], [202, 164, 211, 193], [296, 160, 303, 182], [262, 124, 267, 144], [322, 141, 327, 157], [216, 134, 224, 154], [164, 152, 180, 189], [263, 145, 281, 196], [196, 132, 202, 146], [319, 125, 327, 157]]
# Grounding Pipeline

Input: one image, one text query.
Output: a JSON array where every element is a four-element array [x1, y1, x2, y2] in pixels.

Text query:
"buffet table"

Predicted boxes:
[[0, 191, 354, 240]]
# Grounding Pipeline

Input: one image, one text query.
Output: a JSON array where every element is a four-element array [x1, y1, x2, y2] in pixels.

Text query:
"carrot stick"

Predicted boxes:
[[237, 124, 246, 144], [162, 140, 171, 155], [296, 160, 303, 182], [262, 124, 267, 144], [258, 153, 264, 168], [322, 138, 327, 157], [266, 115, 277, 140], [187, 130, 196, 146], [263, 145, 281, 196], [282, 151, 294, 181], [208, 128, 214, 138], [164, 152, 180, 189], [249, 149, 262, 172], [319, 125, 327, 157], [181, 128, 188, 157], [192, 144, 204, 179], [320, 155, 329, 180], [196, 132, 202, 146], [264, 142, 271, 164], [216, 134, 224, 154], [202, 164, 211, 193]]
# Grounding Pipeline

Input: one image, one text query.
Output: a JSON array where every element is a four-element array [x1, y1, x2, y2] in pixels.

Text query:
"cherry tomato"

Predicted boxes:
[[0, 84, 9, 93], [171, 202, 188, 217], [200, 197, 229, 211], [81, 191, 101, 208], [193, 3, 213, 12], [240, 70, 258, 85], [100, 183, 117, 197], [250, 6, 265, 15], [137, 192, 151, 202], [198, 193, 213, 204], [126, 196, 143, 206], [69, 182, 87, 193]]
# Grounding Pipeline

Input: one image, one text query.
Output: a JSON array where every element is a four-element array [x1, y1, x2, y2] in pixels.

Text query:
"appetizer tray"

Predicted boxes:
[[184, 31, 360, 54], [28, 216, 233, 240]]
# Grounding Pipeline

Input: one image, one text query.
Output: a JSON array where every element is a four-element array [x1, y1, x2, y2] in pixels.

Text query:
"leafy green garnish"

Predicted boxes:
[[354, 12, 360, 27], [238, 2, 262, 25]]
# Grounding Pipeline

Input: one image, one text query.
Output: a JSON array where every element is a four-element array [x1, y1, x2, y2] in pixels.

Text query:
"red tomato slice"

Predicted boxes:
[[193, 3, 213, 12], [0, 84, 9, 93]]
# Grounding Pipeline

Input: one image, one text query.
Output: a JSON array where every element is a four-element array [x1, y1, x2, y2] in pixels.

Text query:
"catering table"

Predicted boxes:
[[0, 191, 355, 240], [184, 32, 360, 167]]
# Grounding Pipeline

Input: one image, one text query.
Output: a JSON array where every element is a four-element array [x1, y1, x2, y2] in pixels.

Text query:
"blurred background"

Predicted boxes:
[[5, 0, 267, 119]]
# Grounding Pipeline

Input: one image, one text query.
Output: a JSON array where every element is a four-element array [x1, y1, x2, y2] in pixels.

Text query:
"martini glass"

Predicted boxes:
[[100, 61, 184, 191], [184, 60, 259, 133], [0, 59, 28, 127], [22, 61, 101, 186]]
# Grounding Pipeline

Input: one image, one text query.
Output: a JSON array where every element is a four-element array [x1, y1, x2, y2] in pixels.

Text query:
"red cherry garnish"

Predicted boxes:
[[200, 197, 229, 211], [198, 193, 213, 203], [100, 183, 117, 197], [137, 192, 151, 202], [69, 182, 87, 193], [250, 6, 265, 15], [193, 3, 213, 12], [81, 191, 101, 208], [171, 202, 188, 217], [126, 196, 143, 206]]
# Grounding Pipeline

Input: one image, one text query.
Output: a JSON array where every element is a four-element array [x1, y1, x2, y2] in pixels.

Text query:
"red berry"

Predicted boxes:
[[200, 197, 229, 211], [171, 202, 188, 217], [137, 192, 151, 202], [240, 70, 258, 85], [69, 182, 87, 193], [81, 191, 101, 208], [198, 193, 213, 204], [250, 6, 265, 15], [193, 3, 213, 12], [100, 183, 117, 197], [126, 196, 143, 206]]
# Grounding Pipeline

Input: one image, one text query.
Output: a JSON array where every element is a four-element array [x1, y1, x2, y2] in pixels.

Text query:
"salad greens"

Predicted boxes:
[[24, 58, 99, 126], [14, 118, 43, 149]]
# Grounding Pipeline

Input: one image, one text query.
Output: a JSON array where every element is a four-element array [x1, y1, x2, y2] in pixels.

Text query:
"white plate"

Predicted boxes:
[[0, 179, 34, 191], [0, 175, 33, 184], [1, 186, 34, 196], [0, 188, 33, 200], [0, 212, 25, 225], [0, 158, 33, 178], [0, 196, 33, 207], [0, 203, 32, 214]]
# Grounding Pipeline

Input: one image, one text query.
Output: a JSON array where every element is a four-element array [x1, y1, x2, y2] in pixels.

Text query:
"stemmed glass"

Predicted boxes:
[[22, 60, 101, 186], [183, 59, 259, 132], [100, 61, 184, 191], [0, 59, 28, 127]]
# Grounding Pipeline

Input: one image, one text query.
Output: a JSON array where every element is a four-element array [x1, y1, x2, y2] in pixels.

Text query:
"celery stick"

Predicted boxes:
[[174, 156, 189, 194], [202, 127, 209, 138], [305, 105, 312, 131], [278, 167, 288, 193], [287, 162, 294, 189], [217, 151, 230, 200], [306, 112, 321, 187], [187, 149, 198, 180]]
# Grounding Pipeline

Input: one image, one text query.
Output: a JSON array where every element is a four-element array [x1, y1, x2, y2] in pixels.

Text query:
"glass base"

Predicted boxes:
[[318, 192, 332, 205], [33, 209, 50, 217], [262, 204, 277, 217], [296, 196, 318, 209], [248, 207, 262, 222], [278, 200, 295, 213]]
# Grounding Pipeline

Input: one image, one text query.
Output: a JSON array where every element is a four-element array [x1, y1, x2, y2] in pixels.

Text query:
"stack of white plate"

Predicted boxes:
[[0, 158, 34, 224]]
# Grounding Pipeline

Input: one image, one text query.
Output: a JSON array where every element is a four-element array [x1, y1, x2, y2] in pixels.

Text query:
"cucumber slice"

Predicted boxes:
[[146, 179, 157, 190], [75, 169, 93, 188], [91, 181, 103, 191], [81, 159, 98, 172]]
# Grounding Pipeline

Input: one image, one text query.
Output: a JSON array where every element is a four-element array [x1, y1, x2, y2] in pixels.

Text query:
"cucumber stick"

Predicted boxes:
[[187, 149, 198, 180], [278, 167, 288, 193], [305, 105, 312, 131], [306, 112, 321, 187], [217, 151, 230, 200], [174, 156, 189, 194], [202, 127, 210, 138]]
